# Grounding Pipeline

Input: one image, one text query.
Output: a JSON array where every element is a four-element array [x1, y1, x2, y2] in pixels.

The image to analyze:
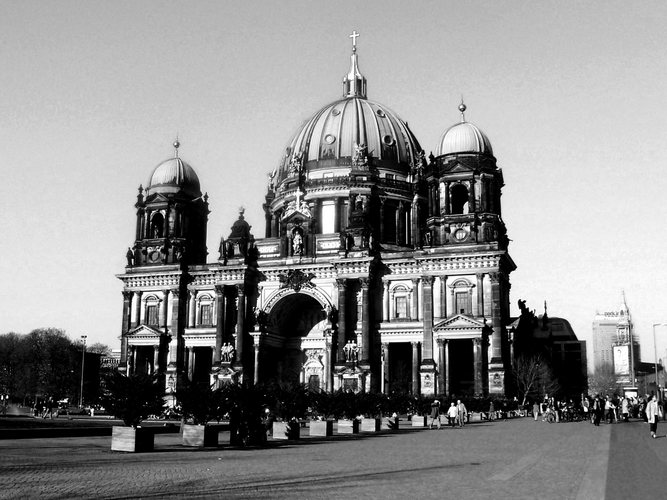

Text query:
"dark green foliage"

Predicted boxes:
[[176, 380, 224, 425], [99, 372, 166, 428], [268, 382, 311, 421]]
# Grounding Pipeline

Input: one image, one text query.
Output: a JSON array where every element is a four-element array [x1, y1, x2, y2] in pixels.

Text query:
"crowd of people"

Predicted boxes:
[[529, 393, 664, 438]]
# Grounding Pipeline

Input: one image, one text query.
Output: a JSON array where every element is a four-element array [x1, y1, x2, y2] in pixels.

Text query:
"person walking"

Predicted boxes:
[[533, 401, 540, 421], [621, 397, 629, 422], [646, 395, 660, 439], [447, 402, 458, 427], [456, 399, 467, 427], [429, 400, 442, 429], [592, 395, 603, 426]]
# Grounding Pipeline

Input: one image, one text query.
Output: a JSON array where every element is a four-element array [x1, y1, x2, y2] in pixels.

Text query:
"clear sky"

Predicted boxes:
[[2, 0, 667, 367]]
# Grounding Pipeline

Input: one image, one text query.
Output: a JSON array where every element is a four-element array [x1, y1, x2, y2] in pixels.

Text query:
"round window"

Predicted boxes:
[[383, 135, 394, 146], [324, 134, 336, 145]]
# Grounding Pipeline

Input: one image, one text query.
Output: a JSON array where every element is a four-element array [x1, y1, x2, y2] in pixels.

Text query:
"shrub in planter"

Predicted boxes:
[[99, 372, 166, 452], [228, 384, 270, 447], [176, 380, 228, 447], [309, 392, 335, 437], [268, 382, 310, 440]]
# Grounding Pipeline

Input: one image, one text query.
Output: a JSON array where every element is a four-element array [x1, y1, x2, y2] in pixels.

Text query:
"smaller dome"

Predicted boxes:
[[147, 153, 201, 198], [437, 121, 493, 157]]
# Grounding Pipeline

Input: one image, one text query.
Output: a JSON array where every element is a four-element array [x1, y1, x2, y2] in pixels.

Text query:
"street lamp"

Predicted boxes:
[[79, 335, 87, 408], [652, 324, 667, 402]]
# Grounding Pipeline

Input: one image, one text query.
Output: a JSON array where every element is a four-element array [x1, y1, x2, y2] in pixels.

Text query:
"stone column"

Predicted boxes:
[[382, 343, 389, 394], [120, 291, 132, 373], [235, 285, 245, 365], [379, 198, 386, 241], [473, 337, 483, 395], [468, 177, 475, 213], [444, 182, 450, 215], [333, 198, 340, 233], [253, 343, 260, 385], [360, 278, 370, 362], [336, 279, 347, 363], [169, 290, 183, 375], [160, 290, 169, 329], [441, 276, 448, 318], [324, 333, 332, 392], [382, 281, 390, 321], [188, 290, 197, 328], [476, 274, 484, 317], [133, 291, 142, 328], [389, 289, 395, 320], [396, 202, 404, 245], [434, 278, 442, 319], [129, 346, 136, 376], [411, 278, 419, 320], [445, 340, 450, 395], [153, 345, 160, 375], [421, 277, 434, 361], [187, 347, 195, 381], [214, 286, 225, 366], [489, 273, 503, 364], [411, 341, 420, 394], [437, 339, 446, 395]]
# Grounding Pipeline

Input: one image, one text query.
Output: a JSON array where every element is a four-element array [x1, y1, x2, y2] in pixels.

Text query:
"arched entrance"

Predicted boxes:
[[258, 292, 329, 387]]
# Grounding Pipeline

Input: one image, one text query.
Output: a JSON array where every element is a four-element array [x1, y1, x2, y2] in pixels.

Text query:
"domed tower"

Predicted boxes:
[[425, 102, 506, 248], [129, 141, 209, 267], [424, 102, 515, 394], [263, 33, 427, 257]]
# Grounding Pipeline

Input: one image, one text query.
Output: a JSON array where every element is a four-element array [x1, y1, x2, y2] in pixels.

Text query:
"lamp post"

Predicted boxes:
[[79, 335, 87, 408], [653, 324, 667, 402]]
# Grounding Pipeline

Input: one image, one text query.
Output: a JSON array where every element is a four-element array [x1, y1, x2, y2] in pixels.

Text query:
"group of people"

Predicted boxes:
[[428, 399, 468, 429]]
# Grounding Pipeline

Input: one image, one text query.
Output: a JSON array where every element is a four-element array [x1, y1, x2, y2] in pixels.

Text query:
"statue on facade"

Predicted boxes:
[[221, 342, 236, 363], [292, 231, 304, 256], [253, 307, 268, 332], [218, 237, 227, 262], [126, 247, 134, 267], [343, 340, 359, 362]]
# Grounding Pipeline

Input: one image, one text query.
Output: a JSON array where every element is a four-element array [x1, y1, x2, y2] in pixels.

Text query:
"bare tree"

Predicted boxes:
[[513, 354, 560, 406], [587, 363, 622, 397]]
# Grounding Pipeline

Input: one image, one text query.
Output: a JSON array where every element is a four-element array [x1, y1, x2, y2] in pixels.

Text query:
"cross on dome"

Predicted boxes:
[[349, 30, 360, 52]]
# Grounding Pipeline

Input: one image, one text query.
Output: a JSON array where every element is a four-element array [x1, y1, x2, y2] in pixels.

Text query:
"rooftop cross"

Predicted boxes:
[[349, 30, 360, 51]]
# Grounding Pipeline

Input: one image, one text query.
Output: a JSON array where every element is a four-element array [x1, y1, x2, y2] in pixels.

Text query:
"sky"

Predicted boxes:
[[2, 0, 667, 368]]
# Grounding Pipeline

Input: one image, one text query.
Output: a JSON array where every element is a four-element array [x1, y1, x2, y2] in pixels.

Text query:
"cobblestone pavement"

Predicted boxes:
[[0, 418, 663, 499]]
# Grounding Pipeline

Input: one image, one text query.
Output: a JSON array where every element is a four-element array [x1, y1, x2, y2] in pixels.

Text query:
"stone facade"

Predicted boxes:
[[117, 36, 516, 397]]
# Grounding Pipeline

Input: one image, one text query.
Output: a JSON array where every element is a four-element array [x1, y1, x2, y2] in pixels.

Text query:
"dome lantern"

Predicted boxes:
[[342, 30, 367, 99]]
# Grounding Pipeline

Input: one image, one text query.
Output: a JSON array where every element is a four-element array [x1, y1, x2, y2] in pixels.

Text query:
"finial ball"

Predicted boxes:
[[173, 140, 180, 149], [458, 103, 467, 113]]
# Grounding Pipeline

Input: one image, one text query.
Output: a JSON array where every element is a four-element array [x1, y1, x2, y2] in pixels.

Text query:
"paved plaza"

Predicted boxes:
[[1, 418, 665, 499]]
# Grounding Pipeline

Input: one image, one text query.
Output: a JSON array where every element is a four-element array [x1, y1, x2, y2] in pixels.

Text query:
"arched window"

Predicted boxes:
[[198, 294, 214, 326], [144, 295, 160, 326], [392, 285, 410, 320], [451, 184, 469, 215], [150, 213, 164, 238], [451, 280, 473, 315]]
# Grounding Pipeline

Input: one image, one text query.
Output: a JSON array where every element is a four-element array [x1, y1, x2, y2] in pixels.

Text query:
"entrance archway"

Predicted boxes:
[[448, 339, 474, 396], [258, 292, 328, 386]]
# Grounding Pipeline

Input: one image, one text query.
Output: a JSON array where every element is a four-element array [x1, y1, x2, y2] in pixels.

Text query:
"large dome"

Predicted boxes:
[[436, 103, 493, 157], [147, 142, 201, 198], [276, 96, 423, 181]]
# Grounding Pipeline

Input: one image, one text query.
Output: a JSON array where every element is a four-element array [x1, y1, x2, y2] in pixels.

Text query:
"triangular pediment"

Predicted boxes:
[[281, 208, 312, 224], [445, 161, 473, 174], [127, 324, 163, 338], [434, 314, 488, 331]]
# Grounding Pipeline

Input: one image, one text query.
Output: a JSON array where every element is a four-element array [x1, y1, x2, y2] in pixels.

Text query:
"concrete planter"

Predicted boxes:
[[309, 420, 334, 437], [111, 426, 154, 452], [469, 412, 482, 423], [411, 415, 428, 427], [337, 418, 360, 434], [272, 421, 300, 440], [360, 417, 381, 432], [384, 416, 399, 430], [182, 424, 222, 447]]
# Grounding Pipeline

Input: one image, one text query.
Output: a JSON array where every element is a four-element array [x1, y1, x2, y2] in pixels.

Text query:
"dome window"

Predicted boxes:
[[376, 109, 386, 118], [150, 213, 164, 238], [451, 184, 469, 215], [383, 135, 394, 146], [324, 134, 336, 145], [332, 108, 341, 116]]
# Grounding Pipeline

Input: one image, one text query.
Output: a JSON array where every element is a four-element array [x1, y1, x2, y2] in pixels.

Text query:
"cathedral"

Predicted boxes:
[[117, 33, 516, 398]]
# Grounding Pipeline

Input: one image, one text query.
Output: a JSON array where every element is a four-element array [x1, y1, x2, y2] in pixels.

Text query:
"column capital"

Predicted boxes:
[[359, 277, 370, 289], [235, 283, 245, 296], [411, 341, 420, 348], [170, 288, 181, 299], [436, 338, 448, 346], [122, 291, 133, 301], [336, 278, 348, 289], [411, 277, 420, 286], [422, 276, 435, 286]]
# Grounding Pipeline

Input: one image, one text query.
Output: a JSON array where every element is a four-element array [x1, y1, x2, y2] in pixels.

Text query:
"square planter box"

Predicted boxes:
[[182, 424, 222, 447], [272, 421, 300, 440], [111, 426, 154, 453], [411, 415, 428, 427], [360, 417, 381, 432], [337, 418, 360, 434], [309, 420, 334, 437], [469, 412, 482, 423], [384, 416, 399, 430]]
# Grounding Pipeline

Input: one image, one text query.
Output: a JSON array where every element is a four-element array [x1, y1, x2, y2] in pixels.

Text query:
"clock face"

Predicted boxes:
[[149, 250, 161, 263], [454, 228, 467, 241]]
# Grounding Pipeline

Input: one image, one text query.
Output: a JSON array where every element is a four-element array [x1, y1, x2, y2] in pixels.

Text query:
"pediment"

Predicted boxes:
[[434, 314, 488, 331], [444, 161, 473, 174], [281, 208, 312, 224], [127, 325, 163, 338]]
